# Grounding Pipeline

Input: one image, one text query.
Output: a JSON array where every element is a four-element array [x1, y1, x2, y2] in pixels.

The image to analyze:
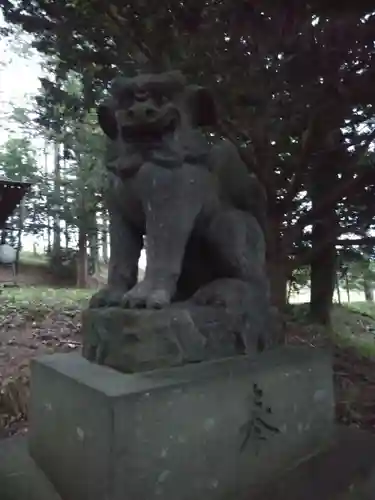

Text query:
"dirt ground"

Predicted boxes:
[[0, 291, 375, 438], [285, 304, 375, 434], [0, 262, 55, 287], [0, 288, 88, 437]]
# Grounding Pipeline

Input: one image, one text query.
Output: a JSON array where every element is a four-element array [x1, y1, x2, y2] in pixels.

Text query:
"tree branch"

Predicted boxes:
[[336, 237, 375, 247], [282, 127, 375, 253], [290, 236, 375, 271]]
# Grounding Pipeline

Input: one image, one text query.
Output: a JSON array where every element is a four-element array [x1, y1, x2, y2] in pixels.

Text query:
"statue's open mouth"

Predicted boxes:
[[121, 108, 180, 142]]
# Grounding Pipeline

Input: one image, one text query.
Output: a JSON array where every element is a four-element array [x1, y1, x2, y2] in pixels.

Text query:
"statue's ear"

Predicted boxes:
[[97, 100, 118, 140], [185, 85, 217, 127]]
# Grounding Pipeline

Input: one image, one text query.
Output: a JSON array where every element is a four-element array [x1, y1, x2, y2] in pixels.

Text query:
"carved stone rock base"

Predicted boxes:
[[81, 305, 249, 373]]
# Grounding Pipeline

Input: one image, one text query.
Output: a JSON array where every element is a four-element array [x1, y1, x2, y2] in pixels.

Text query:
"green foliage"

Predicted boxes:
[[337, 248, 375, 293], [2, 2, 375, 262], [1, 61, 107, 270], [35, 69, 106, 235], [289, 266, 310, 293], [0, 137, 38, 182], [0, 136, 46, 236]]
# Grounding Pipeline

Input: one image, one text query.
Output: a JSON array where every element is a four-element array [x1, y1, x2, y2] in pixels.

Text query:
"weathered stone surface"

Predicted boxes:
[[252, 427, 375, 500], [29, 347, 334, 500], [82, 277, 279, 373], [4, 426, 375, 500], [85, 70, 273, 366], [81, 302, 258, 373], [0, 436, 61, 500]]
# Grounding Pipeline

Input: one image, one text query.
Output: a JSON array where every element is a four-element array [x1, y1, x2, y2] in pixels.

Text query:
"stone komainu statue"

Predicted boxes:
[[88, 70, 271, 355]]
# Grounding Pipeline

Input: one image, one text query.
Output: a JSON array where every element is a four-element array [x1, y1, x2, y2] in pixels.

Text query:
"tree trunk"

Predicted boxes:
[[101, 210, 109, 264], [52, 140, 61, 254], [310, 239, 336, 323], [88, 212, 98, 276], [62, 156, 70, 251], [266, 217, 288, 308], [345, 275, 350, 303], [44, 142, 52, 254], [65, 221, 70, 251], [76, 226, 87, 288], [362, 259, 374, 301], [287, 281, 293, 303], [309, 152, 340, 325], [63, 184, 70, 251], [364, 280, 373, 302], [268, 259, 288, 308], [7, 219, 16, 247], [335, 271, 341, 305], [15, 199, 26, 276]]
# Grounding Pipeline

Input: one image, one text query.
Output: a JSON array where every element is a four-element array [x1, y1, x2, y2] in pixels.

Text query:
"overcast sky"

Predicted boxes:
[[0, 15, 42, 144]]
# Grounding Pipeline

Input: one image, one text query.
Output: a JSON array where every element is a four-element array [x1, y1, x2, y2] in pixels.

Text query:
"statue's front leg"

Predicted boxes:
[[89, 205, 142, 308], [122, 162, 212, 309]]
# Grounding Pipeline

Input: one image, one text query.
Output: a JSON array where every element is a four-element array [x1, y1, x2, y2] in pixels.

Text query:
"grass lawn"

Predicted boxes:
[[0, 286, 92, 320], [331, 302, 375, 358], [347, 301, 375, 318], [278, 300, 375, 357], [18, 251, 49, 266]]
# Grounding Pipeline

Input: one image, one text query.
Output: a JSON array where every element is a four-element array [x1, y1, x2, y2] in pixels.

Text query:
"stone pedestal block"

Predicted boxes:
[[29, 347, 334, 500]]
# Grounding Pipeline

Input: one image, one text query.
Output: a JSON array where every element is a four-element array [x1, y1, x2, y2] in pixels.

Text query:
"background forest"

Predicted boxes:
[[1, 2, 375, 326]]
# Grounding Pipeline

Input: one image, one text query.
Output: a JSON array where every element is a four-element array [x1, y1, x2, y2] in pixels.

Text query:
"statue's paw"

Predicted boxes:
[[89, 287, 125, 308], [122, 282, 171, 309], [192, 292, 226, 307], [146, 289, 171, 309], [191, 279, 254, 310]]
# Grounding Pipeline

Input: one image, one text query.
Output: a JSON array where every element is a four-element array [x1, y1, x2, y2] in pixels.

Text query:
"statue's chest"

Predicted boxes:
[[107, 174, 144, 226]]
